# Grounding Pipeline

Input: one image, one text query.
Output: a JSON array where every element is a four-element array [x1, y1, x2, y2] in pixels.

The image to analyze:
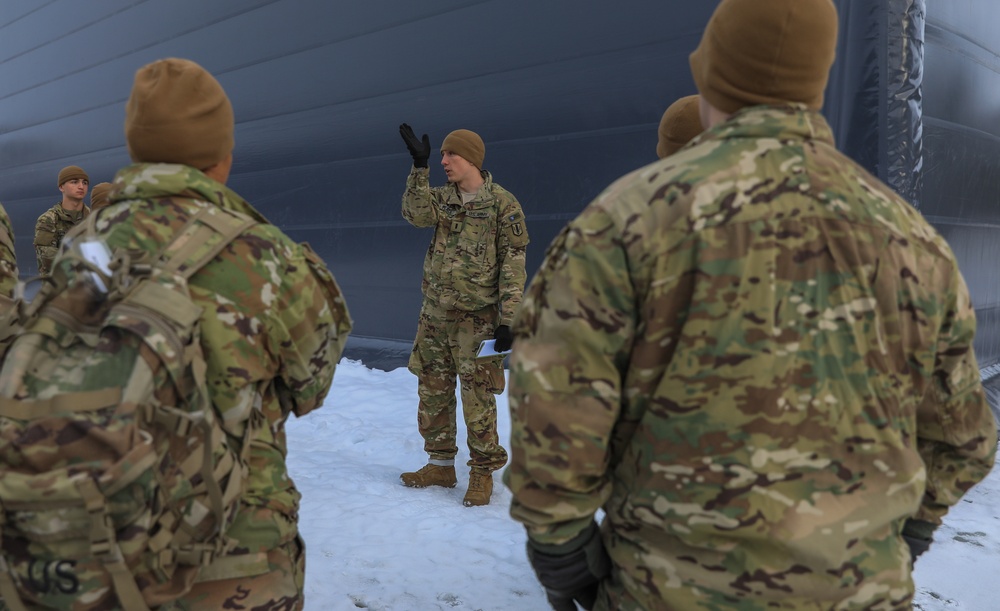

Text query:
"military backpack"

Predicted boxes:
[[0, 206, 259, 610]]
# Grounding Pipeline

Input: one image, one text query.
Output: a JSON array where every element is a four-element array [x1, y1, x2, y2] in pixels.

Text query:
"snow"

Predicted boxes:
[[288, 359, 1000, 611], [912, 460, 1000, 609]]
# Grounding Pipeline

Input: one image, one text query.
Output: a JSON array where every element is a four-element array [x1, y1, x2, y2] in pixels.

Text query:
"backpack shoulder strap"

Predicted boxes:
[[156, 206, 258, 281], [115, 205, 257, 336]]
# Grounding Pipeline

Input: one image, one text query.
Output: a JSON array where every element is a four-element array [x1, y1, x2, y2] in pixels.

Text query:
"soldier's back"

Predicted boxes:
[[586, 104, 983, 609]]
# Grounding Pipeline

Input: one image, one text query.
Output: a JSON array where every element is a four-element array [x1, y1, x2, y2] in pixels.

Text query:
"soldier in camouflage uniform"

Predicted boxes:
[[89, 181, 113, 212], [101, 57, 351, 610], [398, 123, 529, 506], [504, 1, 998, 609], [0, 202, 17, 299], [33, 165, 89, 276]]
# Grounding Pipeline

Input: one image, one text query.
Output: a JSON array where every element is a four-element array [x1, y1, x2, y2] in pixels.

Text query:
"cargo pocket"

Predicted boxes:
[[478, 357, 506, 395], [407, 343, 422, 376]]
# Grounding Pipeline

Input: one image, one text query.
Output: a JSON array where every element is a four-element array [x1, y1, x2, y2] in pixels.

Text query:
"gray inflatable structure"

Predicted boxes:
[[1, 1, 998, 423]]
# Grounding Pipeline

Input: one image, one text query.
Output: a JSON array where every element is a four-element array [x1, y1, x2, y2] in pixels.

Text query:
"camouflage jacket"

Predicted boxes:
[[34, 201, 88, 276], [95, 163, 352, 574], [402, 168, 529, 325], [505, 105, 997, 610], [0, 202, 17, 298]]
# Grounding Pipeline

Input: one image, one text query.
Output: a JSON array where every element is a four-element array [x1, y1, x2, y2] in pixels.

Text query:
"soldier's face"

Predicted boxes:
[[440, 150, 476, 185], [59, 178, 89, 201]]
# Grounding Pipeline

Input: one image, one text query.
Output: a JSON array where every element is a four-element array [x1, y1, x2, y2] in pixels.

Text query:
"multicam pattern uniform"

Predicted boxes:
[[95, 163, 352, 610], [33, 202, 88, 276], [403, 167, 528, 472], [0, 203, 17, 298], [504, 105, 998, 610]]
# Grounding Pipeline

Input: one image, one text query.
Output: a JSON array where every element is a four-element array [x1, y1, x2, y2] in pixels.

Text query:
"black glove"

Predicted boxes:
[[902, 518, 936, 564], [527, 522, 610, 611], [493, 325, 513, 352], [399, 123, 431, 168]]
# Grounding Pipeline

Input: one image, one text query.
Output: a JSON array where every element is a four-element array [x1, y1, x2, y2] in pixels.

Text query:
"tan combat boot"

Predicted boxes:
[[400, 464, 457, 488], [463, 470, 493, 506]]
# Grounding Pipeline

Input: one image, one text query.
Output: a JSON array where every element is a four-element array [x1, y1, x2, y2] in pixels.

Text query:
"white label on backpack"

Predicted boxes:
[[77, 240, 113, 293], [185, 500, 210, 526], [78, 241, 112, 275]]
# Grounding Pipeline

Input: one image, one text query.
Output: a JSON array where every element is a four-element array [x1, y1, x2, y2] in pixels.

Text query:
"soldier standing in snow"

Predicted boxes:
[[398, 123, 529, 507], [34, 165, 90, 276], [504, 0, 997, 609], [99, 57, 352, 609]]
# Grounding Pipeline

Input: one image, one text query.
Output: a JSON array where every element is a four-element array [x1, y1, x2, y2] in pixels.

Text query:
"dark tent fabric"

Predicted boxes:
[[1, 2, 999, 415]]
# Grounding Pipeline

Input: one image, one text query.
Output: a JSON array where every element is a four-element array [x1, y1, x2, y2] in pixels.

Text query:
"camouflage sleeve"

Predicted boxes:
[[34, 211, 57, 277], [0, 204, 17, 298], [505, 208, 633, 546], [275, 240, 353, 418], [34, 246, 57, 277], [192, 223, 352, 431], [915, 271, 998, 525], [496, 196, 529, 326], [401, 167, 441, 228]]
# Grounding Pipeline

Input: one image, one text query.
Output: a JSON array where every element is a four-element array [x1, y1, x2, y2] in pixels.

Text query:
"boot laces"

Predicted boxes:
[[468, 472, 486, 491]]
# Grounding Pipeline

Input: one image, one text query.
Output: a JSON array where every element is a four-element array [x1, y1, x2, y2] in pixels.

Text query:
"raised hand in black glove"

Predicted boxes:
[[527, 521, 610, 611], [902, 518, 936, 564], [399, 123, 431, 168], [493, 325, 514, 352]]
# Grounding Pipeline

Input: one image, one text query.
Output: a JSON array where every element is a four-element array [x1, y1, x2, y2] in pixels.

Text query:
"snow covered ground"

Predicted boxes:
[[288, 359, 1000, 611]]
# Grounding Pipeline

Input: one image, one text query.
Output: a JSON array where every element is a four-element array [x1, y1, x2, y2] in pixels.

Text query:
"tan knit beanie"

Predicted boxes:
[[90, 182, 113, 211], [57, 165, 89, 187], [689, 0, 838, 113], [657, 95, 703, 159], [124, 58, 234, 169], [441, 129, 485, 169]]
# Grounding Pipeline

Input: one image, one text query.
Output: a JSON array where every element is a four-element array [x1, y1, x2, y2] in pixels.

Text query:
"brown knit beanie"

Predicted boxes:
[[124, 58, 234, 169], [441, 129, 485, 169], [57, 165, 89, 187], [657, 95, 703, 159], [689, 0, 838, 114], [90, 182, 113, 210]]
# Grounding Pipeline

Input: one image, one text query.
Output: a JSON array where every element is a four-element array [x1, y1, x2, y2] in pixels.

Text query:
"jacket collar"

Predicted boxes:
[[112, 163, 272, 224], [447, 170, 495, 208], [698, 104, 836, 149]]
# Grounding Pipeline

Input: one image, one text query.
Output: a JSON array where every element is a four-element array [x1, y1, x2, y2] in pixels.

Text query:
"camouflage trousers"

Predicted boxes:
[[166, 535, 306, 611], [408, 300, 508, 472]]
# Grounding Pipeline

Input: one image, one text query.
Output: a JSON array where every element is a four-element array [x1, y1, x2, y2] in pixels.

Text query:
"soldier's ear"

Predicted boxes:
[[202, 153, 234, 185]]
